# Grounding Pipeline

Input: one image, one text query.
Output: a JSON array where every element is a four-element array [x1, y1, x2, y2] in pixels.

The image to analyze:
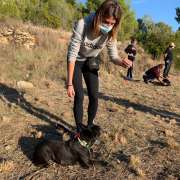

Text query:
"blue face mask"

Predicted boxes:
[[99, 24, 113, 34]]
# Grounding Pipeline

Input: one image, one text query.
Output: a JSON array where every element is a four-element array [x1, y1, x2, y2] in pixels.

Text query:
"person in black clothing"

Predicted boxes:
[[124, 37, 137, 80], [163, 42, 175, 78]]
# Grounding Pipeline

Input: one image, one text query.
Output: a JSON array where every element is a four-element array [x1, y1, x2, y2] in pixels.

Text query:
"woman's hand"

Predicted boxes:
[[67, 85, 75, 98], [121, 58, 133, 68], [112, 58, 132, 68]]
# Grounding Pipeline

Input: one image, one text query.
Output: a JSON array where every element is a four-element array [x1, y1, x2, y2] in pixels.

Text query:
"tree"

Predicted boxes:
[[86, 0, 103, 13], [175, 7, 180, 23], [118, 0, 137, 41], [21, 0, 77, 29], [136, 17, 175, 59], [174, 30, 180, 70], [175, 7, 180, 30], [0, 0, 21, 18], [66, 0, 76, 6]]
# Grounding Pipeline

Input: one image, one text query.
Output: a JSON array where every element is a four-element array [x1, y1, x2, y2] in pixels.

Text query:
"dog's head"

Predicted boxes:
[[79, 125, 101, 145]]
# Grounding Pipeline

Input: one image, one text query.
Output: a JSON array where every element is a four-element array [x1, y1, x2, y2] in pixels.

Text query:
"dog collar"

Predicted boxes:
[[74, 133, 80, 139], [78, 138, 91, 149]]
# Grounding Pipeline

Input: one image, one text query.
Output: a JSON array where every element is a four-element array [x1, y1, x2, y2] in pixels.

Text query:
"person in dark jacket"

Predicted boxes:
[[124, 37, 137, 80], [143, 64, 164, 84], [163, 42, 175, 78]]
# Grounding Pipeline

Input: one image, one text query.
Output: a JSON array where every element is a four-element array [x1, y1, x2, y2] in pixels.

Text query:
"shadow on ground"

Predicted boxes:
[[0, 83, 75, 164], [0, 83, 74, 132], [18, 124, 63, 163], [98, 92, 180, 123]]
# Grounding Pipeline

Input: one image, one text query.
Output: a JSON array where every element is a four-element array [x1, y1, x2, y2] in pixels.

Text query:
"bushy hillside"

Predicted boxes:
[[0, 0, 179, 69]]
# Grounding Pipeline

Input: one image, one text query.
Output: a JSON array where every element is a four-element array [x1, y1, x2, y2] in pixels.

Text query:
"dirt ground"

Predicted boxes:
[[0, 71, 179, 179], [0, 20, 179, 180]]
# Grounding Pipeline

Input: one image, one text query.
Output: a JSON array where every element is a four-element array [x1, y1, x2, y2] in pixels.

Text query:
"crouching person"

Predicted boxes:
[[143, 64, 164, 84]]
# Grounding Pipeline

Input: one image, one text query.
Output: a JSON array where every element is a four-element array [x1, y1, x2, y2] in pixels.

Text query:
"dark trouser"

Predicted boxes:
[[73, 61, 99, 132], [163, 60, 172, 78], [127, 61, 133, 79]]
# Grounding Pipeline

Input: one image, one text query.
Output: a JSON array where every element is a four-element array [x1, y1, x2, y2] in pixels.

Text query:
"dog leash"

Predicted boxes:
[[73, 132, 92, 149], [77, 138, 92, 149]]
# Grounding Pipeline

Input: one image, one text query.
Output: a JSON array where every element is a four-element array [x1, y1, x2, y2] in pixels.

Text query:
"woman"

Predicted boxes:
[[67, 0, 132, 133]]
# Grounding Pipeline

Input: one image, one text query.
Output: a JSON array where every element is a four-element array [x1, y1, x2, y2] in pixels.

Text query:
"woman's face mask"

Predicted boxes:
[[99, 23, 113, 35]]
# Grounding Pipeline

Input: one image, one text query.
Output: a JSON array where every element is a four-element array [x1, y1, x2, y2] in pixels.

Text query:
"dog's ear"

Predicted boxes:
[[80, 129, 93, 141], [91, 125, 101, 137]]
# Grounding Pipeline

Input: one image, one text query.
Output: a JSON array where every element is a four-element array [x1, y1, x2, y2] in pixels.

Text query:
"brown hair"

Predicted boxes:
[[92, 0, 123, 40]]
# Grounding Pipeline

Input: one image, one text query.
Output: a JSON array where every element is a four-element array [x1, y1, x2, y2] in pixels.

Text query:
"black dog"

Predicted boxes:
[[33, 126, 107, 168]]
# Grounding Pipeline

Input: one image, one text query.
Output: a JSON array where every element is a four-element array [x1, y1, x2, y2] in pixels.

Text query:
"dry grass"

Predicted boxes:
[[130, 155, 141, 168], [167, 138, 178, 149], [0, 160, 15, 173]]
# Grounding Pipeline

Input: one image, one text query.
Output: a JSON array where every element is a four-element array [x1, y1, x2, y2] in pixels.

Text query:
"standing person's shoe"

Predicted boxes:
[[125, 77, 132, 81]]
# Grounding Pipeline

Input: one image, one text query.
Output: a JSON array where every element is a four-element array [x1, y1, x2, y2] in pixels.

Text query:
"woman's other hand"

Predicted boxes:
[[67, 85, 75, 97], [121, 58, 132, 68]]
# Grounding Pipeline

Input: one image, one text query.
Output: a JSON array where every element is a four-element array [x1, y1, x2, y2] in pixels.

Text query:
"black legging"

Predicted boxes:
[[73, 60, 99, 132]]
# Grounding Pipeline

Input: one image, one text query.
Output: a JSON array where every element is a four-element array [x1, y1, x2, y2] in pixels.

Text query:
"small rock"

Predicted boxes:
[[5, 145, 11, 151], [169, 119, 176, 125], [1, 116, 11, 123], [127, 107, 135, 114], [156, 115, 161, 119], [17, 81, 34, 89]]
